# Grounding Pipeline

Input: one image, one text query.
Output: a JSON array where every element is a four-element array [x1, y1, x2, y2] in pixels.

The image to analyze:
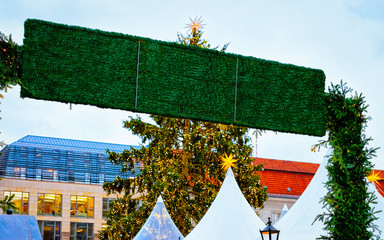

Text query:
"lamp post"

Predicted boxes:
[[260, 217, 280, 240]]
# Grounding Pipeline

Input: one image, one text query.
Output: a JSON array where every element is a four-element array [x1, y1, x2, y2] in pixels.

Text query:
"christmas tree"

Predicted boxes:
[[1, 32, 21, 147], [99, 17, 267, 239]]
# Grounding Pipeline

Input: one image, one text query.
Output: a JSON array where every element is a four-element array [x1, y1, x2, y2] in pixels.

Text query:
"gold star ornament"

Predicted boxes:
[[221, 153, 237, 171], [367, 170, 383, 185], [186, 16, 205, 32]]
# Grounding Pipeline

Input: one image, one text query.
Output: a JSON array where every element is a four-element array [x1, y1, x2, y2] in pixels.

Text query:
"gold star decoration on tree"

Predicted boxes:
[[367, 170, 383, 185], [221, 153, 237, 171], [186, 16, 205, 32]]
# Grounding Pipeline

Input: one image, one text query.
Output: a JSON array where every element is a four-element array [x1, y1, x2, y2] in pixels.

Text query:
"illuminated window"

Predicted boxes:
[[38, 221, 61, 240], [13, 168, 21, 177], [102, 198, 115, 218], [70, 196, 94, 218], [70, 222, 93, 240], [4, 191, 29, 214], [38, 193, 62, 216], [101, 224, 108, 231]]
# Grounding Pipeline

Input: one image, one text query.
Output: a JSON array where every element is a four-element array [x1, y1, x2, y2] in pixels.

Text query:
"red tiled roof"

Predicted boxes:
[[376, 180, 384, 196], [258, 171, 314, 197], [253, 157, 319, 174], [372, 171, 384, 197], [253, 157, 384, 198]]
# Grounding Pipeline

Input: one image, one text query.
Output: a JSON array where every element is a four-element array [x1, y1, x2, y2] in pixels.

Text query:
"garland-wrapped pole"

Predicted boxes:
[[314, 81, 379, 239]]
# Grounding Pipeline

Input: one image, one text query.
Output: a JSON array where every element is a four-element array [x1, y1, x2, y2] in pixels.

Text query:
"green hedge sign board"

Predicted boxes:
[[21, 19, 326, 136]]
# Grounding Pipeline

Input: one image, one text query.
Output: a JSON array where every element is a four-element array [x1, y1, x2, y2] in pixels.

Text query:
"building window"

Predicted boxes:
[[59, 171, 67, 181], [70, 196, 94, 218], [90, 174, 99, 184], [99, 174, 105, 184], [271, 213, 279, 224], [4, 191, 29, 214], [36, 169, 42, 180], [70, 222, 93, 240], [102, 198, 115, 218], [38, 221, 61, 240], [27, 168, 36, 179], [68, 171, 75, 182], [38, 193, 62, 216], [42, 169, 53, 180], [13, 168, 21, 177]]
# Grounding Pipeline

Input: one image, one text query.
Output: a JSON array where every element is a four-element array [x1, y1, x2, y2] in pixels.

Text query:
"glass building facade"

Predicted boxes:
[[0, 135, 140, 185], [0, 135, 142, 239]]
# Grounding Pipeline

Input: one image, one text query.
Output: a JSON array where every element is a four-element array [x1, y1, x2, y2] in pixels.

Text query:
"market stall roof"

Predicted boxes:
[[274, 157, 384, 239], [0, 215, 42, 240], [369, 182, 384, 238], [133, 195, 184, 240], [279, 204, 289, 220], [185, 168, 265, 240], [274, 158, 328, 239]]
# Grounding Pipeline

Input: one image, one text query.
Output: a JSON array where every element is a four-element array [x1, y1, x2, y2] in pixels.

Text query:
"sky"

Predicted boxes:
[[1, 0, 383, 168]]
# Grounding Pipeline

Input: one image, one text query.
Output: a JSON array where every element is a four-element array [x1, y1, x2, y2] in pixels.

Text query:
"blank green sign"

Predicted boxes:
[[21, 19, 326, 136]]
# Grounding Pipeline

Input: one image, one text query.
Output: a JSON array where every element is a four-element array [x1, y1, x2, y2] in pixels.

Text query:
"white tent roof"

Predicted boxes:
[[133, 195, 184, 240], [185, 168, 266, 240], [274, 158, 328, 239], [274, 158, 384, 239], [279, 204, 289, 220], [369, 182, 384, 238]]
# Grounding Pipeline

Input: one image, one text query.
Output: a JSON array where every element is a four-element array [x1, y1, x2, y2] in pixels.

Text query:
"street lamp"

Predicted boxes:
[[260, 217, 280, 240]]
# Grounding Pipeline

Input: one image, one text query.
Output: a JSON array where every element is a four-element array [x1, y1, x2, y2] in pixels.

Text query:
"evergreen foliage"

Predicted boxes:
[[0, 32, 21, 95], [314, 82, 380, 239], [0, 31, 22, 147], [99, 18, 268, 239]]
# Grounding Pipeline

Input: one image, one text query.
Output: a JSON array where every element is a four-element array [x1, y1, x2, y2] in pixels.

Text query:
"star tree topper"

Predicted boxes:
[[221, 153, 237, 171], [186, 16, 205, 32], [367, 170, 383, 186]]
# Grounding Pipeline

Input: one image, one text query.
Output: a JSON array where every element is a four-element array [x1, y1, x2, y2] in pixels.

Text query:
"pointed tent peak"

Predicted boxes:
[[278, 204, 289, 220], [225, 166, 234, 177], [133, 195, 184, 240], [282, 204, 288, 212], [157, 195, 164, 203], [185, 162, 265, 240]]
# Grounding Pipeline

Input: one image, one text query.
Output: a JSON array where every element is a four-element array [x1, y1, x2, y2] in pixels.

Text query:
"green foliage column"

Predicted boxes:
[[316, 82, 378, 239]]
